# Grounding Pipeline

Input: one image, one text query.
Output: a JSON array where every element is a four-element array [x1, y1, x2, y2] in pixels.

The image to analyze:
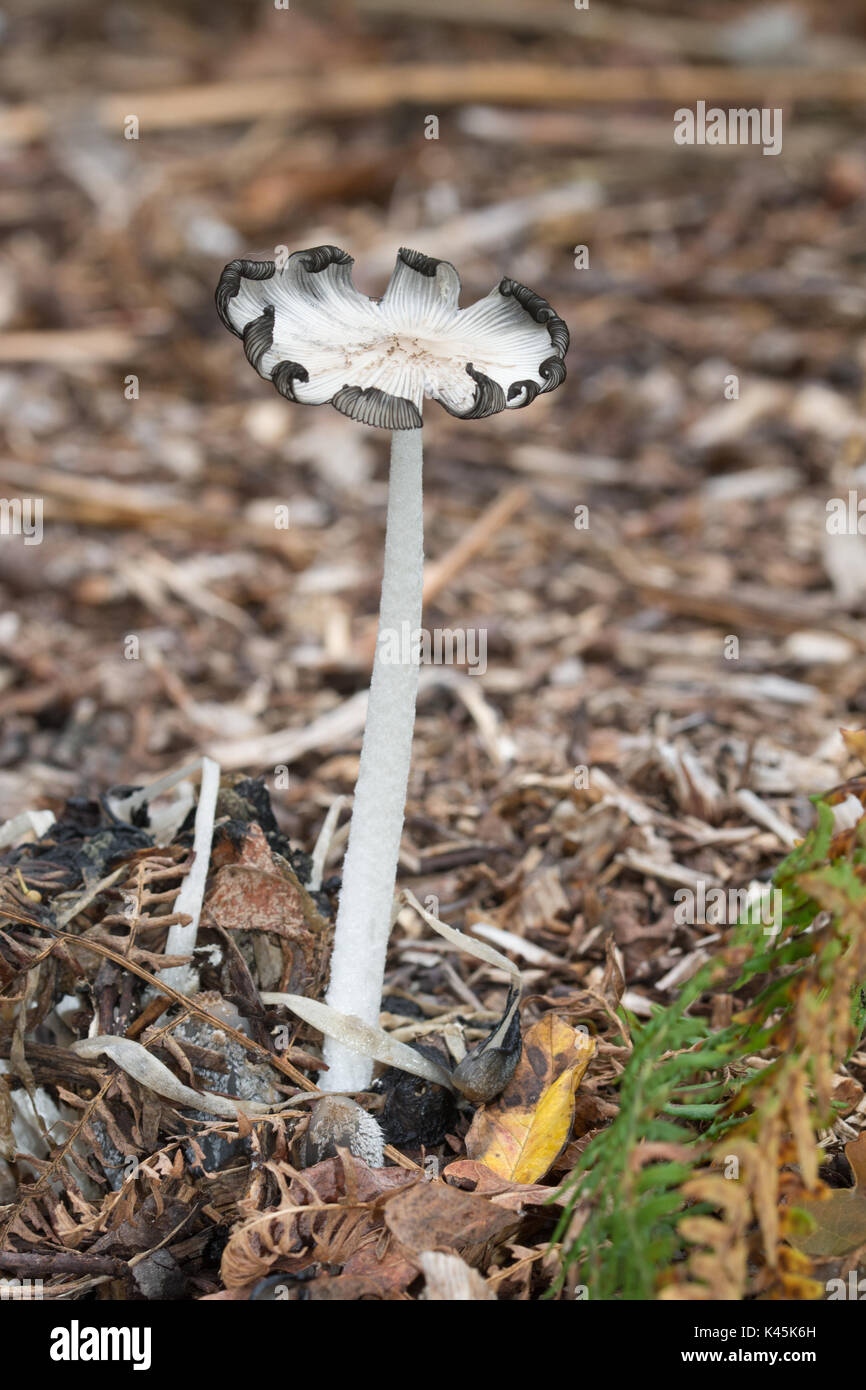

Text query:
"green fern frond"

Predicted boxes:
[[551, 794, 866, 1300]]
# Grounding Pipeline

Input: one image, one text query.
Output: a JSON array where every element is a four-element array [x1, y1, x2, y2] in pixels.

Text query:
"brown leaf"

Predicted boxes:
[[791, 1134, 866, 1259], [384, 1181, 519, 1261], [341, 1243, 418, 1293], [832, 1076, 864, 1116], [443, 1159, 565, 1210], [302, 1272, 408, 1300], [205, 828, 328, 993], [293, 1156, 418, 1205]]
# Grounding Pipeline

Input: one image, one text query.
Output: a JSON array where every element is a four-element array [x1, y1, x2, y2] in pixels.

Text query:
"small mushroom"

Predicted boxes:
[[216, 245, 568, 1093], [301, 1094, 385, 1168]]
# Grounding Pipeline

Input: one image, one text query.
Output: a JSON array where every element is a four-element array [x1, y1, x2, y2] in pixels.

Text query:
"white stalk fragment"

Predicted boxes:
[[420, 1251, 497, 1301], [71, 1036, 290, 1119], [267, 992, 454, 1090], [308, 794, 347, 892], [320, 428, 424, 1092], [0, 809, 55, 849], [401, 889, 522, 984], [105, 758, 201, 847], [108, 755, 208, 818], [160, 755, 221, 995]]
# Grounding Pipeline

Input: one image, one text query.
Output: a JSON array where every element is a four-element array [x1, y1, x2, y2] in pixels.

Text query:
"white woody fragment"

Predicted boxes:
[[735, 787, 800, 848], [160, 756, 221, 995], [0, 809, 55, 849], [309, 795, 347, 891], [71, 1035, 288, 1118], [262, 992, 455, 1090]]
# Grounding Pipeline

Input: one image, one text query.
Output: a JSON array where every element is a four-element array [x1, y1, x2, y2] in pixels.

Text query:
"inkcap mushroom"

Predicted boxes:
[[216, 244, 568, 1092]]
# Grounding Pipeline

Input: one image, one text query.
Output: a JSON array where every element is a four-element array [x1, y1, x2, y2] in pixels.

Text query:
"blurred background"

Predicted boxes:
[[2, 0, 866, 966]]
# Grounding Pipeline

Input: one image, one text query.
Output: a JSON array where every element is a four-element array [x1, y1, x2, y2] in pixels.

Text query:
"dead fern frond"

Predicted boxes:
[[221, 1156, 392, 1288]]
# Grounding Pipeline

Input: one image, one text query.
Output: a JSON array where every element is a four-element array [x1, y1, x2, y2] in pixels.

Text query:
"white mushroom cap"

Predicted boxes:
[[216, 245, 568, 430]]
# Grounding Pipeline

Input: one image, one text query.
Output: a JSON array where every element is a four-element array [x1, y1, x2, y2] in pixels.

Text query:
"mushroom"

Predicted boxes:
[[301, 1094, 385, 1168], [216, 244, 568, 1092]]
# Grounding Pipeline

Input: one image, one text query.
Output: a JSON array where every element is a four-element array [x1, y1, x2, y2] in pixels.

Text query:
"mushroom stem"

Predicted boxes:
[[321, 427, 424, 1092]]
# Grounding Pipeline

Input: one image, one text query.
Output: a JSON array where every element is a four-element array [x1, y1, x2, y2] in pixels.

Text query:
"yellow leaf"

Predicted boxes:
[[465, 1016, 595, 1184], [840, 728, 866, 767]]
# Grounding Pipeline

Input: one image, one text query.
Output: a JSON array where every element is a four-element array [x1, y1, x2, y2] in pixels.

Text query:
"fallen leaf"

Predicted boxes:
[[791, 1133, 866, 1258], [341, 1243, 419, 1292], [301, 1272, 408, 1300], [205, 823, 329, 993], [296, 1156, 419, 1205], [464, 1015, 595, 1184], [840, 729, 866, 768], [443, 1158, 566, 1210], [832, 1075, 864, 1116], [384, 1181, 519, 1262]]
